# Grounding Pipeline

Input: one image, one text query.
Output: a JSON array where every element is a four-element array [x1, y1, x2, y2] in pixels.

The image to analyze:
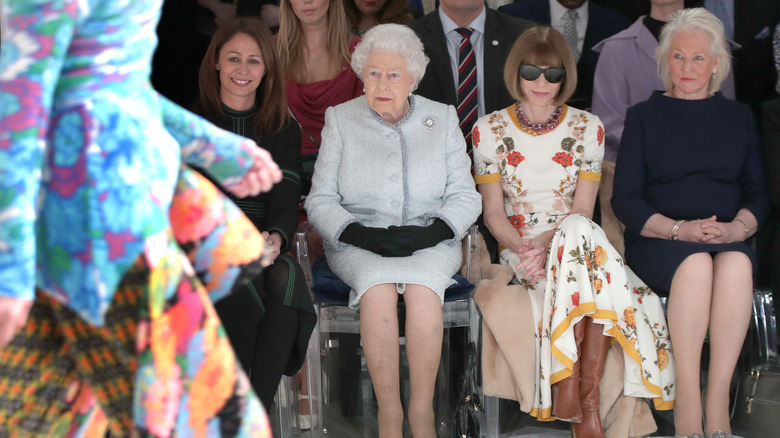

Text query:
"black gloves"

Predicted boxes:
[[339, 223, 393, 255], [388, 218, 454, 252], [339, 219, 455, 257]]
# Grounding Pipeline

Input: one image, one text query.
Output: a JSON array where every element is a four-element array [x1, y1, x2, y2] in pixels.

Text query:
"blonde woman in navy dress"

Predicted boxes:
[[612, 8, 770, 437]]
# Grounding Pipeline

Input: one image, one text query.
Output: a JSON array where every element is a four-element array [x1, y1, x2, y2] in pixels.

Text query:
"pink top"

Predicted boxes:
[[286, 37, 364, 156]]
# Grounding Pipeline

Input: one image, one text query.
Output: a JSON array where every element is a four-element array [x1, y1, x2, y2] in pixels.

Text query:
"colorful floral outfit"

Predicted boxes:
[[472, 104, 675, 420], [0, 0, 272, 435]]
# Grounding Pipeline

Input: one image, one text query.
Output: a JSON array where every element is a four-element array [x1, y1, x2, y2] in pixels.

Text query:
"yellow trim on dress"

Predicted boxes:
[[474, 172, 502, 184], [578, 170, 602, 182], [529, 406, 557, 421], [544, 303, 676, 413]]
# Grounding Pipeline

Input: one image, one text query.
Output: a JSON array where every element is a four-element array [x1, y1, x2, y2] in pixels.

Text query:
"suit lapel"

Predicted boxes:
[[483, 10, 510, 114], [423, 14, 457, 106]]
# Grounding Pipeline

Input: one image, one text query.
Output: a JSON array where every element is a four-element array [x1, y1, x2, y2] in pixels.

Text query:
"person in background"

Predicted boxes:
[[703, 0, 779, 120], [277, 0, 363, 194], [498, 0, 631, 110], [409, 0, 534, 151], [0, 0, 282, 435], [473, 26, 673, 438], [612, 8, 770, 436], [591, 0, 644, 21], [591, 0, 735, 255], [410, 0, 533, 268], [237, 0, 282, 31], [305, 24, 482, 437], [345, 0, 414, 36], [195, 17, 317, 409]]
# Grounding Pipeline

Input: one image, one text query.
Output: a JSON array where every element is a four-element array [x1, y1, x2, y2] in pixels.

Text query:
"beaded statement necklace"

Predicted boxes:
[[514, 102, 563, 136]]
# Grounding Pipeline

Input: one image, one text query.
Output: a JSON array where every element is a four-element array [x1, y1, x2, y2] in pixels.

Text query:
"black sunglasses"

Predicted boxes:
[[518, 64, 566, 84]]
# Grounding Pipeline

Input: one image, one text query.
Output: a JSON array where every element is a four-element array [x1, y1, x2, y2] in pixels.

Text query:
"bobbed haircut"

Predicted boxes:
[[197, 17, 288, 139], [350, 23, 428, 90], [656, 7, 731, 94], [503, 26, 577, 106]]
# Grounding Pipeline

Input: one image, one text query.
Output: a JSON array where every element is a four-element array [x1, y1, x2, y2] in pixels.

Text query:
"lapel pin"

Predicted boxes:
[[492, 40, 499, 46]]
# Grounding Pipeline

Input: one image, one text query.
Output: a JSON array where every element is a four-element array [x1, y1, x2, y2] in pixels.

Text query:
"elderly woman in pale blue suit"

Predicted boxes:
[[305, 24, 481, 438]]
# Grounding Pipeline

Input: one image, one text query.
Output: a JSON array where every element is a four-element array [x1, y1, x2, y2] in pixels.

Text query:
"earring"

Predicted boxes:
[[362, 87, 365, 92], [712, 70, 717, 79]]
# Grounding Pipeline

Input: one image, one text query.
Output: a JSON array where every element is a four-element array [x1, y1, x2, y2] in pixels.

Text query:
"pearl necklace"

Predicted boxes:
[[515, 102, 563, 136]]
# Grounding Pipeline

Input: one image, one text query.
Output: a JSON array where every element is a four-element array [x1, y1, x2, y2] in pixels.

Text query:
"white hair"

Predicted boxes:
[[350, 24, 429, 90], [656, 7, 732, 94]]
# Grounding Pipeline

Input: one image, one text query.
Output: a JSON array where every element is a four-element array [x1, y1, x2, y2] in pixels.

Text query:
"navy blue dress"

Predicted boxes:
[[612, 91, 770, 293]]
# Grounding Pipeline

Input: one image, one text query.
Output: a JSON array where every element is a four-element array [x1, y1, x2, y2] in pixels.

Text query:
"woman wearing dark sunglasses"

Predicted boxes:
[[472, 26, 674, 437]]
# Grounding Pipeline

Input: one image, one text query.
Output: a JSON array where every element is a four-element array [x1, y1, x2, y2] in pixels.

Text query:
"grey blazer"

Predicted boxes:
[[305, 95, 482, 307]]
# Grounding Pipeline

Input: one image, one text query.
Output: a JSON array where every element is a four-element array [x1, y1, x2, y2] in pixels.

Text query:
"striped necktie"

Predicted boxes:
[[456, 27, 478, 151]]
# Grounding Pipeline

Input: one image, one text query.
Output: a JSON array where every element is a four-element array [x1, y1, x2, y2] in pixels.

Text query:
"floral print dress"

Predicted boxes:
[[472, 104, 675, 420]]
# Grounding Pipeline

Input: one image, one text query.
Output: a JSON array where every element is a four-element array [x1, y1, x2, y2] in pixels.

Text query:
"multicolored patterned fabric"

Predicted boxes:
[[0, 169, 273, 437], [0, 0, 258, 326]]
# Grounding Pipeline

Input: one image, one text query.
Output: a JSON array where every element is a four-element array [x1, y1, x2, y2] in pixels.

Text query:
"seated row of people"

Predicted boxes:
[[302, 8, 769, 438], [178, 3, 774, 437], [1, 0, 774, 436]]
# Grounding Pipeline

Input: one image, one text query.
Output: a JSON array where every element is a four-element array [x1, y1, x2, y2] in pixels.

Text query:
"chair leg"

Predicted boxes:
[[338, 333, 361, 417], [572, 318, 610, 438], [552, 318, 586, 422]]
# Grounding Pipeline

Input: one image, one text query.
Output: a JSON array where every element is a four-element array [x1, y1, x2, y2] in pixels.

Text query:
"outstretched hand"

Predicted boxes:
[[229, 144, 282, 198], [0, 296, 33, 350]]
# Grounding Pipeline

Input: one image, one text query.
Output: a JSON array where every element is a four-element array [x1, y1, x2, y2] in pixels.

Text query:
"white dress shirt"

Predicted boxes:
[[439, 7, 487, 118]]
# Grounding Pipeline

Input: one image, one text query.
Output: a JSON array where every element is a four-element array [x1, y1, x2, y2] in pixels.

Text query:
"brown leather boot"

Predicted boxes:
[[552, 318, 586, 422], [572, 318, 611, 438]]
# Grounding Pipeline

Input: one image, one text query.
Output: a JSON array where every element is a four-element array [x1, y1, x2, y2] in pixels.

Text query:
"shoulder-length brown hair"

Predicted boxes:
[[198, 17, 288, 139], [503, 26, 577, 106], [344, 0, 413, 32], [277, 0, 354, 82]]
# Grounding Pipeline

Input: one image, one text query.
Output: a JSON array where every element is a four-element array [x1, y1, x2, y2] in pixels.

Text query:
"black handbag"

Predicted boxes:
[[731, 363, 780, 438], [454, 341, 483, 438]]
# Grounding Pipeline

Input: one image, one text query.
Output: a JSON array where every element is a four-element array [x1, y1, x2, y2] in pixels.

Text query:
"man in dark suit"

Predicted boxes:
[[499, 0, 630, 109], [409, 3, 533, 407], [410, 0, 533, 262], [410, 0, 534, 123]]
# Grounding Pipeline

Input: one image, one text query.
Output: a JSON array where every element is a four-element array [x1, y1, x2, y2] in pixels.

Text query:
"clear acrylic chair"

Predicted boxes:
[[751, 288, 777, 364], [273, 233, 323, 438], [281, 224, 482, 436]]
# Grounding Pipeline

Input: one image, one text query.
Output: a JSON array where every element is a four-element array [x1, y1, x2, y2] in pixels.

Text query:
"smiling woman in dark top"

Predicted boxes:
[[196, 16, 316, 408]]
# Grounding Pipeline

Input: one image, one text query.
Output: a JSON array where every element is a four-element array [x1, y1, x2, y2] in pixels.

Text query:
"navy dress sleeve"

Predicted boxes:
[[611, 105, 660, 237]]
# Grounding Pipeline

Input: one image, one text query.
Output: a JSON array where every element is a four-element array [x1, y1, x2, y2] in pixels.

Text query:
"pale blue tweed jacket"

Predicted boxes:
[[305, 95, 482, 307]]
